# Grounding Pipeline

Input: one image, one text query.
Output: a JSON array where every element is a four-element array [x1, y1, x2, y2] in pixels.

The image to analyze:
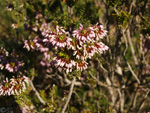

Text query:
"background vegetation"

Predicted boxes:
[[0, 0, 150, 112]]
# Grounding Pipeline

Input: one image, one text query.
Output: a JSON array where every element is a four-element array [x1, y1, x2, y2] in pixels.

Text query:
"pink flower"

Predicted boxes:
[[43, 52, 50, 60], [85, 45, 97, 59], [73, 47, 87, 60], [53, 56, 76, 73], [5, 61, 23, 73], [0, 47, 9, 59], [24, 23, 109, 73], [24, 40, 31, 51], [0, 78, 12, 96], [72, 23, 107, 45], [40, 60, 51, 67], [76, 60, 88, 71], [93, 42, 109, 53], [39, 47, 49, 52], [24, 37, 44, 51], [12, 24, 18, 29], [42, 25, 72, 49], [20, 107, 28, 113], [0, 76, 29, 96]]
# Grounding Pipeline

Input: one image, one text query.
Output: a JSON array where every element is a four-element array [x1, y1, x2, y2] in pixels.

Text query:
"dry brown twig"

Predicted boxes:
[[29, 79, 46, 105], [61, 77, 76, 113]]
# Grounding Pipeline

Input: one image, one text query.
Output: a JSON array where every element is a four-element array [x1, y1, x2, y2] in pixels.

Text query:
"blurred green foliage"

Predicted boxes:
[[0, 0, 150, 112]]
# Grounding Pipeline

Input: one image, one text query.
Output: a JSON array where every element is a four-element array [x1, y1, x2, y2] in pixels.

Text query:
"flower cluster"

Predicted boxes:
[[24, 36, 51, 70], [24, 23, 109, 73], [0, 47, 8, 61], [53, 54, 76, 73], [42, 25, 72, 49], [26, 13, 44, 32], [0, 47, 24, 72], [0, 76, 29, 96]]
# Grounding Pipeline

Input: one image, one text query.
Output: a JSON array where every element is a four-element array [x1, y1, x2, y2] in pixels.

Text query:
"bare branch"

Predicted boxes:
[[127, 29, 138, 65], [122, 29, 128, 56], [129, 0, 136, 14], [57, 0, 64, 14], [61, 77, 76, 113], [89, 71, 118, 89], [127, 61, 140, 84], [29, 79, 46, 105], [127, 88, 139, 113], [117, 87, 125, 112], [63, 73, 81, 86], [113, 4, 119, 15], [136, 89, 150, 113]]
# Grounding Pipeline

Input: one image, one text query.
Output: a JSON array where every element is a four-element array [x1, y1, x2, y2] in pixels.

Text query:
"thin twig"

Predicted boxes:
[[136, 89, 150, 113], [64, 73, 81, 86], [117, 87, 125, 113], [127, 88, 139, 113], [122, 29, 128, 56], [96, 58, 116, 106], [57, 0, 64, 14], [127, 61, 140, 84], [129, 0, 136, 14], [61, 77, 76, 113], [127, 28, 138, 65], [89, 72, 118, 89], [113, 4, 119, 15], [29, 79, 46, 105]]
